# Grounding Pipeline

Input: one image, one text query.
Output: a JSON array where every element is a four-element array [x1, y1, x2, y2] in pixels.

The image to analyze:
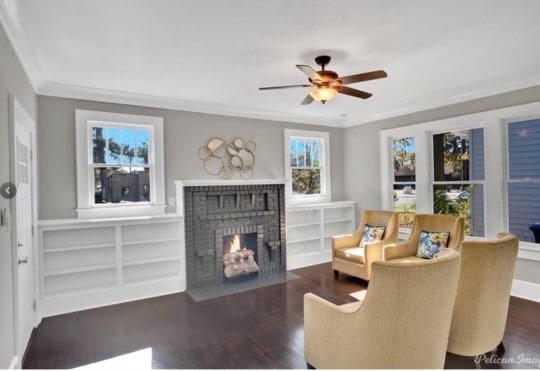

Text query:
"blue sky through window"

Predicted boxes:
[[93, 126, 149, 166], [290, 139, 320, 168]]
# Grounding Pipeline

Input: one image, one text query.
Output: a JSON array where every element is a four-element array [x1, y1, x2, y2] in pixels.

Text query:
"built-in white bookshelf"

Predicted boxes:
[[286, 201, 355, 269], [38, 215, 184, 317]]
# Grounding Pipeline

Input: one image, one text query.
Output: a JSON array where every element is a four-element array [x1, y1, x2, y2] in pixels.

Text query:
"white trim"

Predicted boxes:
[[75, 110, 165, 219], [40, 82, 344, 128], [8, 356, 18, 369], [287, 251, 331, 270], [341, 76, 540, 127], [511, 279, 540, 303], [517, 243, 540, 261], [8, 95, 38, 368], [284, 129, 331, 205], [42, 277, 183, 317], [34, 75, 540, 130], [0, 0, 42, 91]]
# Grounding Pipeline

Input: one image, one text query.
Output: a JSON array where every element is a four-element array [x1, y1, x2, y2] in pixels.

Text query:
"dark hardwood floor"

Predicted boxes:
[[24, 263, 540, 369]]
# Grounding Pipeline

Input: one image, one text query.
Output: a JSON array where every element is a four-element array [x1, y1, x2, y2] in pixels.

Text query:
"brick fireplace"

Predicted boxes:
[[181, 182, 286, 290]]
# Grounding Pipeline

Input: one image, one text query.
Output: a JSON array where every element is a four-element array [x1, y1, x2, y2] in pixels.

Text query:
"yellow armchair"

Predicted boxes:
[[305, 250, 461, 369], [385, 213, 465, 261], [332, 210, 398, 281], [448, 233, 519, 356]]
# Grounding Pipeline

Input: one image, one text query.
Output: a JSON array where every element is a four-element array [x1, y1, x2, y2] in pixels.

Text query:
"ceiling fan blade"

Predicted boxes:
[[338, 86, 373, 99], [259, 84, 312, 90], [301, 94, 314, 105], [339, 70, 387, 85], [296, 65, 322, 81]]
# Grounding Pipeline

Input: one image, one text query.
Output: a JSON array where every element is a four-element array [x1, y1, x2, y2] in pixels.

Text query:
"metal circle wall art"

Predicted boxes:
[[198, 137, 256, 179]]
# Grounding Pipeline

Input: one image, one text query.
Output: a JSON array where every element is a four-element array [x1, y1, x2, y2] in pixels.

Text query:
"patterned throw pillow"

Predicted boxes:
[[360, 224, 386, 247], [417, 231, 450, 259]]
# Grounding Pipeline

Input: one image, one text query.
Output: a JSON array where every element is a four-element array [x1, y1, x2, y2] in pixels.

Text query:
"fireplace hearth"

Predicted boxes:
[[183, 183, 287, 294]]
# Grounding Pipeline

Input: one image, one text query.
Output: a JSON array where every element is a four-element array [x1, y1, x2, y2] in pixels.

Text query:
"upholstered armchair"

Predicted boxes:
[[332, 210, 398, 281], [385, 214, 464, 262], [448, 233, 519, 357], [305, 250, 461, 369]]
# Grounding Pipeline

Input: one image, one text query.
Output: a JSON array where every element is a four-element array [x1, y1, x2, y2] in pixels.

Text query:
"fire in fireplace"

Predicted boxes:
[[222, 233, 259, 279]]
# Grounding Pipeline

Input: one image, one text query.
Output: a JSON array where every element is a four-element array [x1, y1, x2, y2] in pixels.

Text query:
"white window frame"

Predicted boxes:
[[75, 110, 166, 219], [390, 134, 418, 235], [503, 115, 540, 249], [380, 101, 540, 261], [284, 129, 331, 205], [382, 121, 487, 237]]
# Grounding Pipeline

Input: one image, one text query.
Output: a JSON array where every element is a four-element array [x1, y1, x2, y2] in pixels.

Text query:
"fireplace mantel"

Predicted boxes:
[[175, 179, 286, 216]]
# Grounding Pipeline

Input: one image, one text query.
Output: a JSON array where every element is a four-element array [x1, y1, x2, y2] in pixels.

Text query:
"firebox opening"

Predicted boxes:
[[222, 232, 259, 281]]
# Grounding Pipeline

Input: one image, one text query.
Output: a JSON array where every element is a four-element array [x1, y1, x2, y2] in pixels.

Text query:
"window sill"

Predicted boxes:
[[76, 204, 166, 219]]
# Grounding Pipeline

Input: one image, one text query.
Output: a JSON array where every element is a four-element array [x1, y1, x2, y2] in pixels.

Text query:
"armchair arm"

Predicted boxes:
[[304, 293, 369, 368], [384, 240, 417, 260], [363, 240, 384, 278], [332, 232, 361, 253]]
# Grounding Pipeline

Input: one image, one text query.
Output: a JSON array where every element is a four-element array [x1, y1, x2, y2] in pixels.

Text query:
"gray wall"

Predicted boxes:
[[343, 85, 540, 285], [38, 96, 345, 220], [0, 23, 38, 367]]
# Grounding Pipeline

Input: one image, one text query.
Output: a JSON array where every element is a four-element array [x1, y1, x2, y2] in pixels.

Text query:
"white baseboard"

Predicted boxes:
[[42, 277, 184, 317], [511, 279, 540, 302], [287, 250, 332, 271], [8, 356, 19, 369]]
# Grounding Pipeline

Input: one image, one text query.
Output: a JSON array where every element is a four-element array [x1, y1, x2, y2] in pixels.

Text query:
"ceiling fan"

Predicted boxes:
[[259, 55, 387, 105]]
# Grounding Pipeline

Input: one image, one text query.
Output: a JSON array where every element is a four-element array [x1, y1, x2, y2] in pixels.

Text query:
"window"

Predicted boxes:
[[381, 124, 486, 237], [507, 119, 540, 242], [391, 137, 416, 229], [284, 129, 330, 203], [431, 128, 485, 236], [76, 110, 165, 219]]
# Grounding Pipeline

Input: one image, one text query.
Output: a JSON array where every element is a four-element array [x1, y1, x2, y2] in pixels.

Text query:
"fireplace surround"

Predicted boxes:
[[181, 181, 286, 290]]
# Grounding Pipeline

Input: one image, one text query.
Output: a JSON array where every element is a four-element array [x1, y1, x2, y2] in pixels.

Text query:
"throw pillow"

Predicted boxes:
[[417, 231, 450, 259], [360, 224, 386, 247]]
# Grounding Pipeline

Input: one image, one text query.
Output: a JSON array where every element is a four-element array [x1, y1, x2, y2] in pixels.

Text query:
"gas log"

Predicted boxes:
[[223, 248, 259, 278]]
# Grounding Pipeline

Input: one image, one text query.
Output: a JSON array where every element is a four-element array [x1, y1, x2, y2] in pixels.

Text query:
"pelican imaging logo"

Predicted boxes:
[[474, 353, 540, 366]]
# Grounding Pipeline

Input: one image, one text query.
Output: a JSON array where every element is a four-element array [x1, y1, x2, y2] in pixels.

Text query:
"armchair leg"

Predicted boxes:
[[495, 341, 505, 356], [333, 270, 339, 278], [307, 363, 315, 369]]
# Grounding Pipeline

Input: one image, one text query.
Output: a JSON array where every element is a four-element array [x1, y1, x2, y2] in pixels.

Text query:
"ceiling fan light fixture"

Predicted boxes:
[[309, 86, 338, 103]]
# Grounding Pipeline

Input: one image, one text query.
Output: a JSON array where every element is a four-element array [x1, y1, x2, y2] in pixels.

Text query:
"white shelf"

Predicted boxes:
[[38, 216, 185, 317], [122, 237, 181, 246], [287, 236, 321, 244], [286, 201, 355, 270], [43, 242, 115, 253], [123, 274, 180, 286], [287, 221, 321, 229], [44, 263, 117, 277], [324, 218, 354, 224], [123, 256, 181, 267], [45, 281, 116, 297]]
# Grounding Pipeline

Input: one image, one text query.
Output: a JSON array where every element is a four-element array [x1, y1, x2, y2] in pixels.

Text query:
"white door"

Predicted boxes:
[[10, 97, 36, 361]]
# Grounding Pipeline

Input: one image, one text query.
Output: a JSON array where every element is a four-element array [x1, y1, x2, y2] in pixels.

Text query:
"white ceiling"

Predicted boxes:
[[2, 0, 540, 127]]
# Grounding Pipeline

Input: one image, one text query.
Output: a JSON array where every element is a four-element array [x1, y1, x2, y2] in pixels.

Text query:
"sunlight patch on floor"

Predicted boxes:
[[74, 347, 152, 370], [349, 289, 367, 301]]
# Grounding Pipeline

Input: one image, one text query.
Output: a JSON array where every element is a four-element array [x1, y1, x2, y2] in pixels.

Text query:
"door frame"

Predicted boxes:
[[8, 95, 39, 367]]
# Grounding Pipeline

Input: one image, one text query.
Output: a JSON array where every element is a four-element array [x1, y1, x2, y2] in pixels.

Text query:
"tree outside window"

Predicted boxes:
[[92, 126, 150, 204], [290, 138, 321, 195]]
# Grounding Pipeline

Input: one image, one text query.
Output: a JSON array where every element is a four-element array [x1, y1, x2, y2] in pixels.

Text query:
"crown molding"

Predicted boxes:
[[38, 82, 345, 127], [341, 76, 540, 128], [0, 0, 42, 91]]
